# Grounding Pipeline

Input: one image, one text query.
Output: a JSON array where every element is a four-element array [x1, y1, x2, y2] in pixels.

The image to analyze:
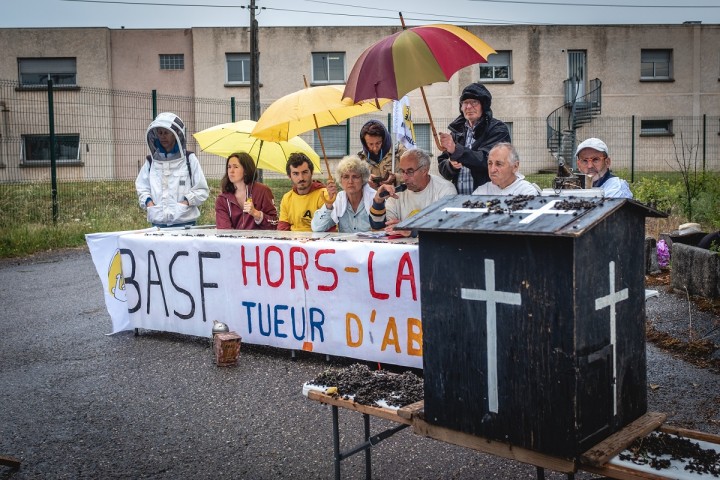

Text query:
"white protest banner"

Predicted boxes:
[[109, 230, 422, 368], [85, 228, 156, 334]]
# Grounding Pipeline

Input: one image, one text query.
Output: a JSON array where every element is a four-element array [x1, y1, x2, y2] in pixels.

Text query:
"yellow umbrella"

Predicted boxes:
[[193, 119, 322, 174], [251, 85, 391, 143], [252, 83, 391, 179]]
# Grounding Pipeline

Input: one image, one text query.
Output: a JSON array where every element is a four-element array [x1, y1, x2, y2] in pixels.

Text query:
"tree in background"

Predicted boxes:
[[668, 131, 703, 222]]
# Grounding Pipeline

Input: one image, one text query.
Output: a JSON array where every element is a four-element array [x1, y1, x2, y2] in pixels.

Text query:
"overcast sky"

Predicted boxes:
[[2, 0, 720, 29], [0, 0, 720, 28]]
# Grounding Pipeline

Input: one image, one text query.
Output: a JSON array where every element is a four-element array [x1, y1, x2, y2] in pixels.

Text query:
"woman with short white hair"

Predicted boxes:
[[311, 155, 376, 233]]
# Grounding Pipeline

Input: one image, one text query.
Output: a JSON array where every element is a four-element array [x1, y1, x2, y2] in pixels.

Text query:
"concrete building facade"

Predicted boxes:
[[0, 23, 718, 182]]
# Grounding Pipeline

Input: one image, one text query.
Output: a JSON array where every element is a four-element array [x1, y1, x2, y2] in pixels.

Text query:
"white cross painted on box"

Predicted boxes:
[[594, 260, 629, 416], [443, 199, 577, 225], [516, 200, 577, 225], [461, 258, 522, 414]]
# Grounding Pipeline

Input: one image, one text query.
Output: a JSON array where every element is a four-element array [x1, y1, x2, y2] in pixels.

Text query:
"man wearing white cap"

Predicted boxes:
[[575, 138, 633, 198]]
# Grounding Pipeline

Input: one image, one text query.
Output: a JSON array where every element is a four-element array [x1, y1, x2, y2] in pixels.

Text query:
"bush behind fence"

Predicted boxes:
[[0, 79, 718, 228]]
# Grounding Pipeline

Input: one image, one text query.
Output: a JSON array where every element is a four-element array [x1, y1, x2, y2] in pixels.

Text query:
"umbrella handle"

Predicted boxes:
[[303, 74, 334, 181], [399, 13, 443, 152], [419, 86, 444, 151], [311, 115, 333, 181]]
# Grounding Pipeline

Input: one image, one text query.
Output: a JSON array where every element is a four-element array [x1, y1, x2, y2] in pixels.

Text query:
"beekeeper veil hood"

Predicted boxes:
[[146, 112, 187, 160]]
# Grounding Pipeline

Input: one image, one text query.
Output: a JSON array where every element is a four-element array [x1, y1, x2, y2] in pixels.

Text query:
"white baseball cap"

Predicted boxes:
[[575, 138, 608, 157]]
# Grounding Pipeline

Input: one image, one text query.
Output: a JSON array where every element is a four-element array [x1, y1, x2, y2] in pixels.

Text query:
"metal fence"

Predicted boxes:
[[1, 78, 718, 226]]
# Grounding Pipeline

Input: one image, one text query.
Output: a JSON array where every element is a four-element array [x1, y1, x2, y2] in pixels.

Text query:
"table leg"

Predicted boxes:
[[332, 405, 341, 480], [325, 401, 408, 479], [364, 414, 371, 480]]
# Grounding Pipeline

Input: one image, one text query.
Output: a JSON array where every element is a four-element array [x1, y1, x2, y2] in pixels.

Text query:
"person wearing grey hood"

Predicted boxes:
[[135, 112, 209, 227], [438, 82, 511, 194], [357, 119, 405, 189]]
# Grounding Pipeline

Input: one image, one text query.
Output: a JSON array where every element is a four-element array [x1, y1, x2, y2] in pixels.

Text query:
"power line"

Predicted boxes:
[[60, 0, 718, 28], [304, 0, 487, 21], [261, 6, 526, 24], [61, 0, 250, 7], [468, 0, 719, 7], [59, 0, 534, 24]]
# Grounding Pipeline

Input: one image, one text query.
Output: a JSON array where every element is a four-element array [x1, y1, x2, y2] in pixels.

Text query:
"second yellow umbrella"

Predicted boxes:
[[193, 119, 322, 174], [251, 85, 390, 143]]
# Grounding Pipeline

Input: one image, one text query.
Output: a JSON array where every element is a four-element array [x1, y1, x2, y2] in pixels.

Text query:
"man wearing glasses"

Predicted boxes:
[[438, 82, 511, 194], [575, 138, 633, 198], [369, 149, 456, 235]]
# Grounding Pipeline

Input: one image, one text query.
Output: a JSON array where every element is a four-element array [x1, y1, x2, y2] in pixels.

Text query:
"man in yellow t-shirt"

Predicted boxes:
[[277, 153, 330, 232]]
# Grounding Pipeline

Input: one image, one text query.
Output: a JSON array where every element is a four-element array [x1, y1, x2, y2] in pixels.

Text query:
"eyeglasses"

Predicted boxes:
[[397, 165, 426, 177], [577, 156, 606, 165], [461, 100, 481, 109]]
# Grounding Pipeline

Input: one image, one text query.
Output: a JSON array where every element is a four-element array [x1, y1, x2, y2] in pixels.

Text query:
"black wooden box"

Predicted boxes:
[[399, 195, 664, 458]]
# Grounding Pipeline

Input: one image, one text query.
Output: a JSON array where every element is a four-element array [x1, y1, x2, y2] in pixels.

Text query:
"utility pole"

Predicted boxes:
[[249, 0, 260, 122]]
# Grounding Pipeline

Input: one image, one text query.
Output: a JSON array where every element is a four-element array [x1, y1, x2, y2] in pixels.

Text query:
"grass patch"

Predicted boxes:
[[0, 172, 715, 258], [0, 178, 294, 258]]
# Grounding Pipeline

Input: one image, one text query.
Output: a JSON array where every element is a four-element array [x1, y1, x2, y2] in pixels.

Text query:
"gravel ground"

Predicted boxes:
[[646, 284, 720, 351], [644, 284, 720, 433], [0, 248, 718, 480]]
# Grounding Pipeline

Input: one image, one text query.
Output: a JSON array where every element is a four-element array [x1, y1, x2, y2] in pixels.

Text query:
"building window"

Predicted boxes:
[[413, 123, 432, 153], [22, 134, 81, 164], [314, 124, 347, 157], [640, 119, 673, 136], [18, 58, 77, 87], [641, 49, 672, 80], [159, 54, 184, 70], [226, 53, 251, 84], [312, 52, 345, 84], [480, 51, 512, 82]]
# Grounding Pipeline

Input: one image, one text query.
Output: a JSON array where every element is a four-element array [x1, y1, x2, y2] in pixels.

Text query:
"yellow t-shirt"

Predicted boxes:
[[279, 187, 327, 232]]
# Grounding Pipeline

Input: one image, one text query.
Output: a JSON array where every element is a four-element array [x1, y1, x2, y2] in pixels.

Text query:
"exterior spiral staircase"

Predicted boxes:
[[546, 78, 602, 169]]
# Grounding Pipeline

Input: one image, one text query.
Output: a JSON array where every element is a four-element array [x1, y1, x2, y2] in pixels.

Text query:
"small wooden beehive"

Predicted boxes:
[[214, 331, 241, 366], [399, 195, 665, 458]]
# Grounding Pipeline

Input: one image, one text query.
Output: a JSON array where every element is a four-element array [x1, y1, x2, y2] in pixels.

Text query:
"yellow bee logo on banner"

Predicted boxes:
[[107, 249, 127, 302]]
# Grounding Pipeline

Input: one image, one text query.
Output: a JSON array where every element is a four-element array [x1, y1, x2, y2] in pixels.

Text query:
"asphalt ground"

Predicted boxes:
[[0, 248, 718, 480]]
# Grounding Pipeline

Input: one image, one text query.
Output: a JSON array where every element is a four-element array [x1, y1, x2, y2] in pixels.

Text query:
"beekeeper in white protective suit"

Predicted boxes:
[[135, 112, 209, 227]]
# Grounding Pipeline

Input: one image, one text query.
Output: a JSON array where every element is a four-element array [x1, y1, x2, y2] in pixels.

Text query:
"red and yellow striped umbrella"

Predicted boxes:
[[343, 24, 496, 103]]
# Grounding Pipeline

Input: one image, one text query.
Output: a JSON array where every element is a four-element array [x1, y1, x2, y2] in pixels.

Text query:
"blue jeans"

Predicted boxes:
[[152, 221, 197, 229]]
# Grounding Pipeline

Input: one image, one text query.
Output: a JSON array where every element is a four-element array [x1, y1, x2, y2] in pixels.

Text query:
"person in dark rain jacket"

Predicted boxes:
[[437, 82, 511, 194]]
